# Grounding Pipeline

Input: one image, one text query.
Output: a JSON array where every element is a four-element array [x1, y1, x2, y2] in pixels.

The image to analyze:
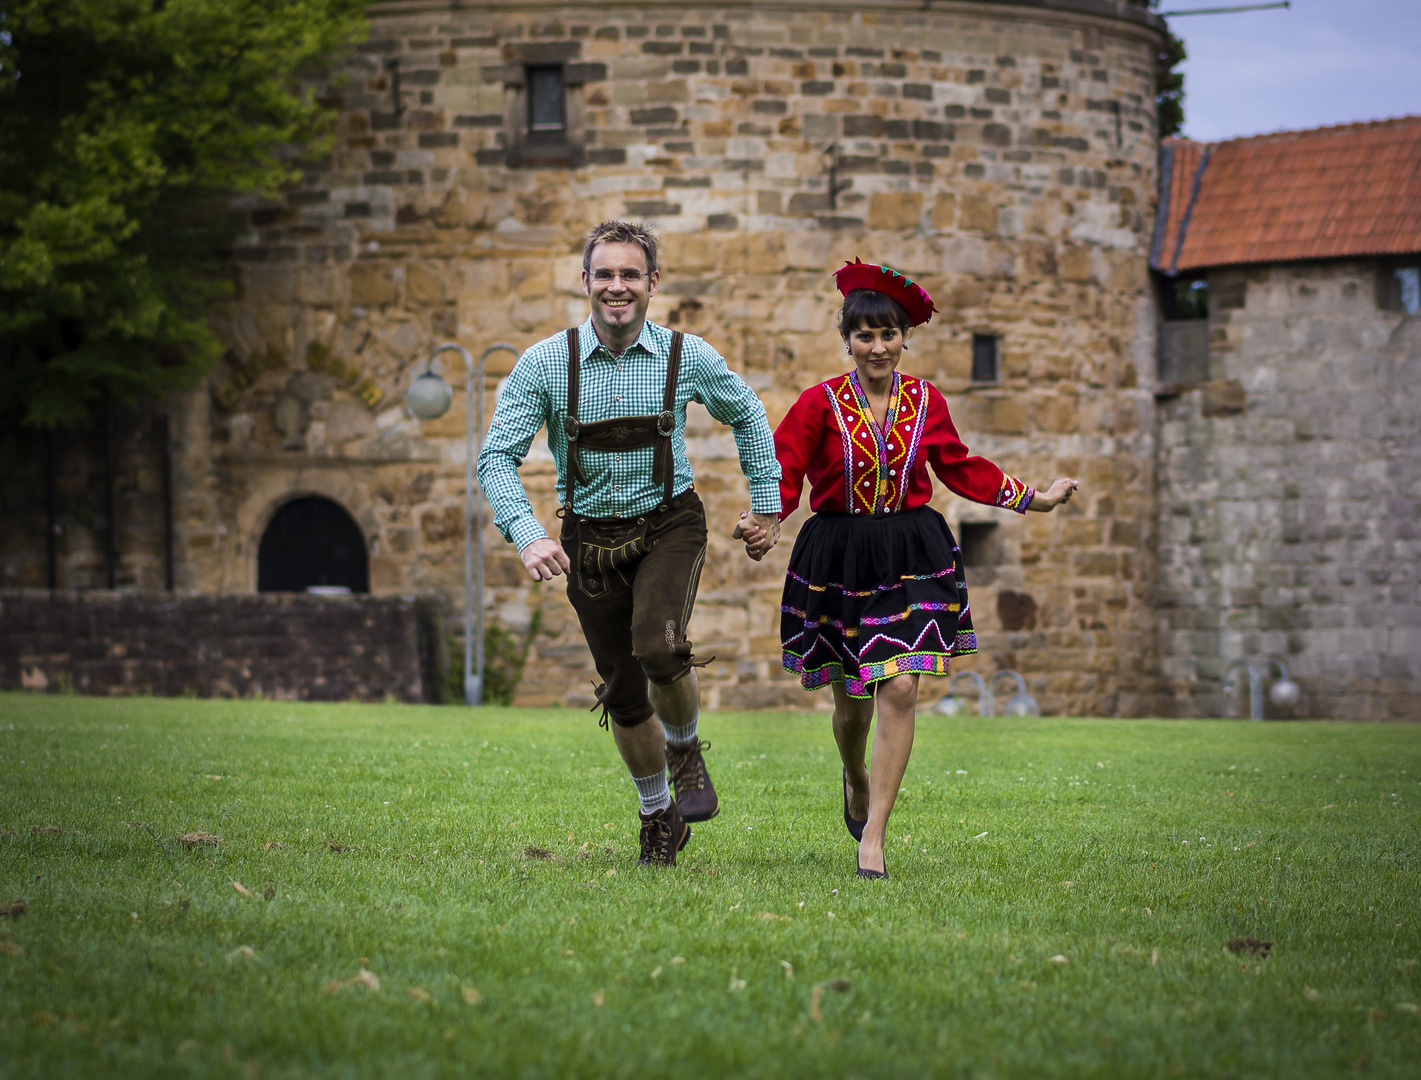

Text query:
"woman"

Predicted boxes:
[[757, 260, 1078, 878]]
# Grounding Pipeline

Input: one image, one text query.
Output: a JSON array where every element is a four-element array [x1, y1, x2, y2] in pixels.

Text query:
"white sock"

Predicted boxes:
[[632, 769, 671, 815], [663, 714, 698, 747]]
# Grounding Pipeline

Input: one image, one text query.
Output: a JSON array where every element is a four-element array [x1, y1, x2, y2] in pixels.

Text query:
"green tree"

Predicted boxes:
[[1151, 5, 1187, 138], [0, 0, 365, 430]]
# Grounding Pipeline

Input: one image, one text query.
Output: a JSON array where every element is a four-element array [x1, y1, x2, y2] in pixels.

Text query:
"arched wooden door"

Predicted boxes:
[[256, 496, 369, 593]]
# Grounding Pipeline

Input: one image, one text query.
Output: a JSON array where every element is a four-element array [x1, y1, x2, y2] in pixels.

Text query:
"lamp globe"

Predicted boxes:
[[934, 694, 969, 717], [407, 371, 453, 420], [1001, 692, 1041, 717]]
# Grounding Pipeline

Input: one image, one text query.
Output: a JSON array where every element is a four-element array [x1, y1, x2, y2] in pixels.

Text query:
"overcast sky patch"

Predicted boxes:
[[1171, 0, 1421, 141]]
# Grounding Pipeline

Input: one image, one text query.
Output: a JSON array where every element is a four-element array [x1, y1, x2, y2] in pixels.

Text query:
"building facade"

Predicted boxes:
[[5, 0, 1168, 714], [1150, 121, 1421, 721], [28, 4, 1413, 720]]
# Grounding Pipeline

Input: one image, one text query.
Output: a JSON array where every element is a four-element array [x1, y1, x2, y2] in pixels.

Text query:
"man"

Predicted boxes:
[[477, 220, 781, 866]]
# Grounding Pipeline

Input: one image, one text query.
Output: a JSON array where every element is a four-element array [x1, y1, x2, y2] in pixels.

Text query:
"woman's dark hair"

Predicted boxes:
[[837, 289, 911, 336]]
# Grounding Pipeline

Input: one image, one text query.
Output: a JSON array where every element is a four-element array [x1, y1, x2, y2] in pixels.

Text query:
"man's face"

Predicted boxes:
[[583, 241, 658, 339]]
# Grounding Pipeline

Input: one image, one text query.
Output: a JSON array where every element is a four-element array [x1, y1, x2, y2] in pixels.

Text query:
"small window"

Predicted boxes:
[[527, 66, 566, 139], [1163, 276, 1208, 320], [971, 334, 1000, 383], [1376, 263, 1420, 315], [1156, 272, 1210, 387], [1397, 266, 1420, 315], [957, 521, 1002, 568]]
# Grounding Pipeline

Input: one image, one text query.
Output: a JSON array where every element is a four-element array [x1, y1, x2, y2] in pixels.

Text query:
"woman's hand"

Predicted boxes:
[[1026, 477, 1080, 512], [731, 510, 781, 561]]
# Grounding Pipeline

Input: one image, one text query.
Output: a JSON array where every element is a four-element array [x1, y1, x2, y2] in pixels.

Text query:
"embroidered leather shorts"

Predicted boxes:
[[560, 490, 708, 728]]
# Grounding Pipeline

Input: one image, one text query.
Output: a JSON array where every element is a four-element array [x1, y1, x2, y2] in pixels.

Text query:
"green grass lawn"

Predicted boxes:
[[0, 693, 1418, 1079]]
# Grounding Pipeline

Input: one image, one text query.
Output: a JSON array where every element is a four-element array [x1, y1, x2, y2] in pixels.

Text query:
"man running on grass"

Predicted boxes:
[[477, 220, 782, 866]]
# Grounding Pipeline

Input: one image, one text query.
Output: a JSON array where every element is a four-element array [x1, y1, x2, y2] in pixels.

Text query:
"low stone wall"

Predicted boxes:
[[0, 590, 447, 703]]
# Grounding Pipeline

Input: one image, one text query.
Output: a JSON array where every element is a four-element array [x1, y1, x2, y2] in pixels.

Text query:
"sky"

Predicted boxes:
[[1167, 0, 1421, 141]]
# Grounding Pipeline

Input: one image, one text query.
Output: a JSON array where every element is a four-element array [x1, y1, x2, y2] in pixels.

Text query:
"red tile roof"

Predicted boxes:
[[1151, 117, 1421, 273]]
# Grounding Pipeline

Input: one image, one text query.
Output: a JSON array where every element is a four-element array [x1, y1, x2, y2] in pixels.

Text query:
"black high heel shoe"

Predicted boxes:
[[842, 769, 867, 842], [856, 847, 887, 879]]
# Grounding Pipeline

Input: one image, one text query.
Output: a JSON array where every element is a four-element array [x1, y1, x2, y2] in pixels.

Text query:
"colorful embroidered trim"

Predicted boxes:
[[823, 376, 858, 512], [892, 377, 927, 512], [786, 563, 957, 597], [846, 371, 897, 515], [780, 607, 861, 638], [857, 618, 960, 659], [783, 623, 977, 673], [783, 647, 977, 699], [780, 600, 960, 633], [860, 601, 959, 626], [783, 626, 978, 672], [995, 475, 1035, 513], [822, 372, 928, 516]]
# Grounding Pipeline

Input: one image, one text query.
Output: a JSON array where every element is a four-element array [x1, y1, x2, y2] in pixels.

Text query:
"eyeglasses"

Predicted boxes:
[[590, 269, 647, 283]]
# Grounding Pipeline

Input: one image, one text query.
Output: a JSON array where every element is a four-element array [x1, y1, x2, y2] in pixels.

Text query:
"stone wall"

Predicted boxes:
[[0, 591, 448, 703], [2, 1, 1167, 715], [1155, 260, 1421, 721]]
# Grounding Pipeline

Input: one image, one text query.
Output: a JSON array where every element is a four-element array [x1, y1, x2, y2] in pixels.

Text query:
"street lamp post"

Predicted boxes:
[[406, 341, 522, 705]]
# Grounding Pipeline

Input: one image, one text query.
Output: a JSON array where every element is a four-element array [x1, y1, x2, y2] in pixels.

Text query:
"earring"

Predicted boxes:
[[902, 343, 909, 350], [844, 344, 851, 354]]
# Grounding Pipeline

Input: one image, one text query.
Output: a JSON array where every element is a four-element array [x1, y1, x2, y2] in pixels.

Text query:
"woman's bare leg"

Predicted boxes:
[[857, 673, 918, 874], [831, 682, 874, 821]]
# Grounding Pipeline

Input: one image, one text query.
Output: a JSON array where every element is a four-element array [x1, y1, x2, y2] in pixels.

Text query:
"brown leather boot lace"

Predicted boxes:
[[666, 738, 710, 793], [638, 809, 676, 866]]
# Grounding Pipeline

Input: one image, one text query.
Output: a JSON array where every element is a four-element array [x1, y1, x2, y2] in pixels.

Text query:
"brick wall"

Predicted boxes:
[[1155, 260, 1421, 721], [0, 591, 448, 703]]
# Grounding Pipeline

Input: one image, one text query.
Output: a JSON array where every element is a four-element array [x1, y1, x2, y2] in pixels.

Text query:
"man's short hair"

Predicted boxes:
[[583, 220, 659, 278]]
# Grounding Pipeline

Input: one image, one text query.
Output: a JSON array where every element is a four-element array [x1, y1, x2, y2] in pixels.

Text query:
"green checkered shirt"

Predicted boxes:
[[478, 318, 782, 551]]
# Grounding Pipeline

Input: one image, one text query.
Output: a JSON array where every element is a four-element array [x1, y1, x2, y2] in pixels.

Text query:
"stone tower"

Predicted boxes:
[[137, 1, 1171, 713]]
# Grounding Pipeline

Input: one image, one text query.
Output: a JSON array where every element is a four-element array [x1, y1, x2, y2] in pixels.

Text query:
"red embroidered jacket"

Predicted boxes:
[[774, 371, 1034, 519]]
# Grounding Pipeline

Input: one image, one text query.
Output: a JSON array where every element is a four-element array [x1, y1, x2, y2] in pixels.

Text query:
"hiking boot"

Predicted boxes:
[[666, 737, 719, 822], [637, 801, 691, 867]]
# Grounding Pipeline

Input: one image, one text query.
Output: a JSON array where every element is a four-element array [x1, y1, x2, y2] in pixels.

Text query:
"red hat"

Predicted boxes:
[[833, 258, 939, 326]]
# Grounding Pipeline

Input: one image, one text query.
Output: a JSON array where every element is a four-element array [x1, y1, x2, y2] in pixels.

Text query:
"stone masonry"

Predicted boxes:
[[4, 1, 1168, 715], [1156, 261, 1421, 721], [0, 590, 448, 703]]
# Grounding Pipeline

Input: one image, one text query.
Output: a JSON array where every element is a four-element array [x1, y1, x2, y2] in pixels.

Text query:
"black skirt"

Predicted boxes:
[[780, 506, 976, 698]]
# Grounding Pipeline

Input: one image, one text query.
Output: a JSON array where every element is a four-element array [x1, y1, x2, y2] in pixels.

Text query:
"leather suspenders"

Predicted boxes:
[[562, 328, 684, 517]]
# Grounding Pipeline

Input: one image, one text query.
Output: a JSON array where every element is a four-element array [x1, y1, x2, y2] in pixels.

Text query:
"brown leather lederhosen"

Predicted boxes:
[[560, 327, 683, 516], [557, 328, 708, 728]]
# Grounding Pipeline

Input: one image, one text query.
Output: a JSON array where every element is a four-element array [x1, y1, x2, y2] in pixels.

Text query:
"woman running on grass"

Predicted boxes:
[[760, 260, 1077, 878]]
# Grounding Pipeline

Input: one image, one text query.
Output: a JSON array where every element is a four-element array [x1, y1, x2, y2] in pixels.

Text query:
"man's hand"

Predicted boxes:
[[1026, 477, 1080, 512], [731, 510, 781, 561], [520, 537, 572, 581]]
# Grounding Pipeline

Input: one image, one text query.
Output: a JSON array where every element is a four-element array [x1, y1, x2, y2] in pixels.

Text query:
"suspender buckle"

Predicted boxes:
[[656, 410, 675, 437], [564, 416, 580, 441]]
